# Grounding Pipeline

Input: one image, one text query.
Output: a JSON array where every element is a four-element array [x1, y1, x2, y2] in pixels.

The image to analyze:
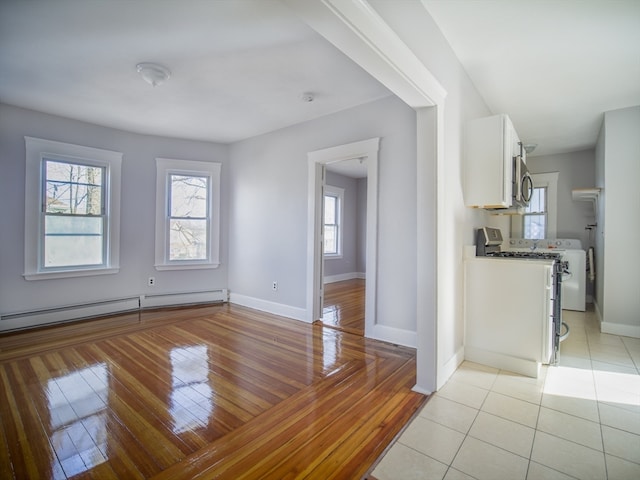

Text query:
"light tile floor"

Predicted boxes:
[[371, 308, 640, 480]]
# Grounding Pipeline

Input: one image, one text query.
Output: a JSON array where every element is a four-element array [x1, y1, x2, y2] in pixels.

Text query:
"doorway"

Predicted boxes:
[[306, 138, 379, 338], [321, 159, 368, 335]]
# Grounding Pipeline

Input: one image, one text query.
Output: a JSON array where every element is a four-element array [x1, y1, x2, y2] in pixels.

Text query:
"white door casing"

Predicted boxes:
[[307, 138, 379, 339]]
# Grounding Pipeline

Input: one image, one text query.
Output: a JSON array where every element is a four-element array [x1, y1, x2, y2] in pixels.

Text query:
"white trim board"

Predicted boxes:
[[324, 272, 365, 284], [601, 321, 640, 339], [229, 293, 307, 323]]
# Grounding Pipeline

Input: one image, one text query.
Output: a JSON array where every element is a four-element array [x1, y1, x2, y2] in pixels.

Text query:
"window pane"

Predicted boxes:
[[45, 160, 103, 215], [524, 214, 546, 240], [170, 219, 208, 260], [324, 225, 337, 254], [324, 195, 336, 225], [526, 187, 545, 214], [44, 216, 103, 267], [170, 175, 208, 218]]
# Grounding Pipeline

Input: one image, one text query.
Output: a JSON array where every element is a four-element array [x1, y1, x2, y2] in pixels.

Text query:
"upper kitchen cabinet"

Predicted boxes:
[[464, 114, 521, 209]]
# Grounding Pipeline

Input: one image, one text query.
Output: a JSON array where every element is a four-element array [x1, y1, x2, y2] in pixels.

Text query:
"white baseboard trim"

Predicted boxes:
[[229, 293, 308, 323], [369, 324, 416, 348], [411, 385, 433, 396], [464, 346, 541, 379], [323, 272, 365, 284], [437, 347, 465, 390], [601, 321, 640, 339]]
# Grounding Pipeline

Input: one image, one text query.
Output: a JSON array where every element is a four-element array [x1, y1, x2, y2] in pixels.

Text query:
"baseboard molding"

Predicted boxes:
[[369, 324, 416, 348], [324, 272, 365, 284], [464, 346, 541, 379], [437, 346, 465, 390], [229, 293, 308, 323], [601, 321, 640, 339]]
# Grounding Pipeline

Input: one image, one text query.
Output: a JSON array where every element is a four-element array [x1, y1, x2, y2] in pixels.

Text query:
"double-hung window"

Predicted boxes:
[[155, 158, 221, 270], [523, 187, 547, 239], [24, 137, 122, 280], [323, 185, 344, 257], [512, 171, 559, 240]]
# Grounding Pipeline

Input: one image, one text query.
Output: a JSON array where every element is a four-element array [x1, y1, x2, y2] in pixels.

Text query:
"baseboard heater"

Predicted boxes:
[[140, 289, 228, 309], [0, 289, 227, 332]]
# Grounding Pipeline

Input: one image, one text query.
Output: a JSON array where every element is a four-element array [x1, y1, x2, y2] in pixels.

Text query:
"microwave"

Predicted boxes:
[[513, 149, 533, 208]]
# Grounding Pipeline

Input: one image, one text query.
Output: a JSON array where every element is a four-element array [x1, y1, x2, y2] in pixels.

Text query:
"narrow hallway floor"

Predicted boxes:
[[371, 308, 640, 480]]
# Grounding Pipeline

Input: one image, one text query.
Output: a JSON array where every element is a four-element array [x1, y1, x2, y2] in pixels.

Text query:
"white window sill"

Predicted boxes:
[[324, 254, 343, 260], [155, 262, 220, 271], [24, 267, 120, 281]]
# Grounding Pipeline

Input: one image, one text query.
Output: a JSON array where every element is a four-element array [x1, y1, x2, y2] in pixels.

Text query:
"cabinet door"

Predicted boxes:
[[464, 114, 515, 208]]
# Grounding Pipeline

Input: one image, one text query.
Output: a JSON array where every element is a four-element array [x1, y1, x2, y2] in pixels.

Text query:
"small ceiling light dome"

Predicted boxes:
[[136, 62, 171, 87], [300, 92, 315, 102], [523, 143, 538, 154]]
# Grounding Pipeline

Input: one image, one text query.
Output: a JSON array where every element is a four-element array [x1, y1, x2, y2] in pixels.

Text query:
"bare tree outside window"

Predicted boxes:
[[169, 174, 209, 261], [43, 159, 105, 267]]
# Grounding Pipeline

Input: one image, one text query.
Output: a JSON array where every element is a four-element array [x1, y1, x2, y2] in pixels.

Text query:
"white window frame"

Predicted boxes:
[[512, 172, 559, 239], [155, 158, 221, 270], [323, 184, 344, 259], [24, 137, 122, 280]]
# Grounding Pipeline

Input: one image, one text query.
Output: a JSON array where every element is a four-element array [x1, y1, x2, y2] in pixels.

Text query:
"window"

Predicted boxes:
[[323, 185, 344, 257], [24, 137, 122, 280], [523, 186, 547, 239], [511, 172, 559, 240], [155, 158, 221, 270]]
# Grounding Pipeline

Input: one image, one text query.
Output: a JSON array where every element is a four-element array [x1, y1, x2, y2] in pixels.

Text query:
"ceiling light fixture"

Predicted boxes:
[[136, 62, 171, 87], [300, 92, 315, 102], [523, 143, 538, 154]]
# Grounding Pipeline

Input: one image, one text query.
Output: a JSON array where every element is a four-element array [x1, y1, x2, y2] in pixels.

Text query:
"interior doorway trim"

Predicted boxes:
[[306, 138, 379, 339]]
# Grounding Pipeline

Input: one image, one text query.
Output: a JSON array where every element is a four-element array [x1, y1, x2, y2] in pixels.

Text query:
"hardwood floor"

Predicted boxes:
[[322, 278, 365, 335], [0, 303, 424, 479]]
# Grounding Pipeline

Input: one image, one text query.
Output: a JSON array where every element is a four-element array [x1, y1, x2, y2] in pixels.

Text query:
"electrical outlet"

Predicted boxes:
[[272, 281, 278, 291], [148, 277, 155, 286]]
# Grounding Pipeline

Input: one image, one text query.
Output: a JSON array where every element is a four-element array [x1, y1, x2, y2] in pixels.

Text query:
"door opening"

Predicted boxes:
[[306, 138, 379, 339], [321, 158, 368, 335]]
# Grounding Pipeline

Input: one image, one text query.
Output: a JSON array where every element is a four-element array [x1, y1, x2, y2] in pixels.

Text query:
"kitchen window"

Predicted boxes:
[[512, 172, 559, 240], [155, 158, 221, 270], [524, 187, 547, 239], [323, 185, 344, 257], [24, 137, 122, 280]]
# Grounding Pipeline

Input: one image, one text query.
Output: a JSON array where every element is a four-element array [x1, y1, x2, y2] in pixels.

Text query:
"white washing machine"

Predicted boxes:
[[508, 238, 586, 311]]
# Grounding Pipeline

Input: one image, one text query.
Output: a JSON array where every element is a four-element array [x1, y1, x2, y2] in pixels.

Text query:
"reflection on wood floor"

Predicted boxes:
[[0, 303, 424, 479], [322, 278, 365, 336]]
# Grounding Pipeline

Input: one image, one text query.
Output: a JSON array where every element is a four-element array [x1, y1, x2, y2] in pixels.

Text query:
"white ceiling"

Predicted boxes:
[[0, 0, 391, 144], [1, 1, 638, 158], [423, 0, 640, 157]]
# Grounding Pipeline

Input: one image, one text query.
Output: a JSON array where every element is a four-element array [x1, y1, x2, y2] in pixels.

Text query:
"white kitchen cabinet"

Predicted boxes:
[[464, 255, 554, 378], [464, 114, 521, 208]]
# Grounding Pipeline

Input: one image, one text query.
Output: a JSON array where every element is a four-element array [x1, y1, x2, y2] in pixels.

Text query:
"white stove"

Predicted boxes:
[[507, 238, 586, 312]]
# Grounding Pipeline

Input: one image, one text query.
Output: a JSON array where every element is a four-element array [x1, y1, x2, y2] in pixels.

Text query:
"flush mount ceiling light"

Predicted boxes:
[[136, 62, 171, 87], [300, 92, 315, 102], [523, 143, 538, 154]]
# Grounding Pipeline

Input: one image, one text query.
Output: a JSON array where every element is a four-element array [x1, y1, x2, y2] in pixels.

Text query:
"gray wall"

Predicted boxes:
[[0, 103, 229, 318], [526, 149, 597, 249], [228, 95, 418, 332], [595, 105, 640, 334], [323, 170, 359, 278]]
